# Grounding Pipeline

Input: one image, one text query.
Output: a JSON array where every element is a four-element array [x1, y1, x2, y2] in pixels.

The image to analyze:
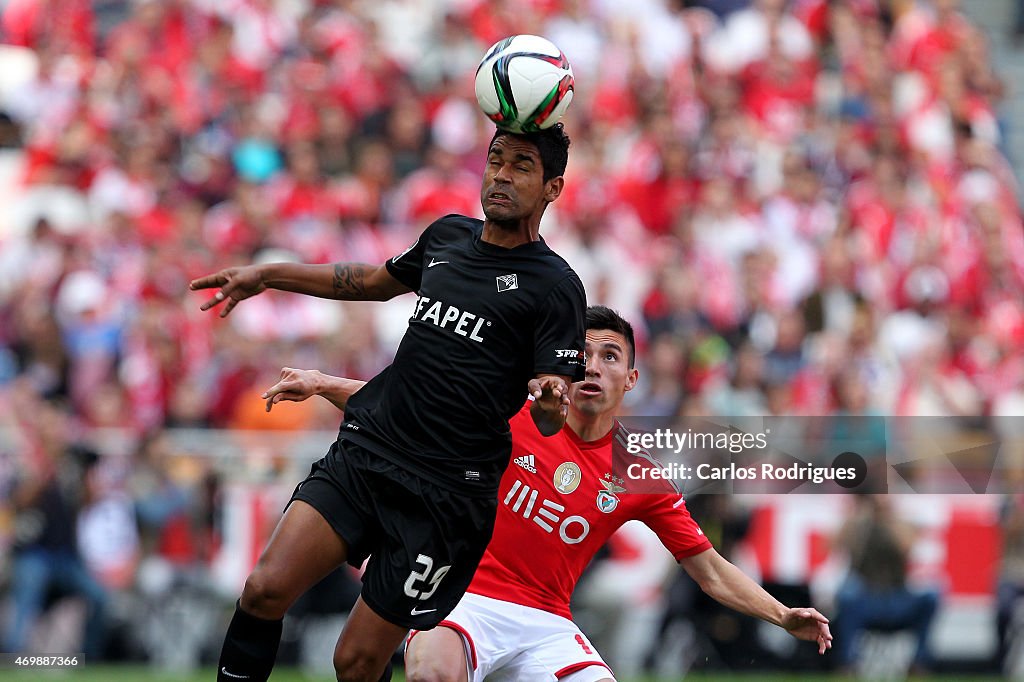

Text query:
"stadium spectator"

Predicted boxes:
[[2, 395, 109, 659], [702, 343, 770, 415], [76, 445, 140, 591], [997, 490, 1024, 673], [833, 494, 940, 674], [1016, 0, 1024, 45]]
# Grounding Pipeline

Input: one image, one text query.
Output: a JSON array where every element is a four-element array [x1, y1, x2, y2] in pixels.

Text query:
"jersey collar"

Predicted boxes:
[[564, 421, 617, 451], [473, 231, 550, 256]]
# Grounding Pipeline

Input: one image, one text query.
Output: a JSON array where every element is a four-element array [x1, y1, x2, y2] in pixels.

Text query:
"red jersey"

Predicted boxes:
[[468, 404, 712, 620]]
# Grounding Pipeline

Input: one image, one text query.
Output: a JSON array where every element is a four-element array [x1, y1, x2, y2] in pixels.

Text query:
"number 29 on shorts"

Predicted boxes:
[[403, 554, 451, 601]]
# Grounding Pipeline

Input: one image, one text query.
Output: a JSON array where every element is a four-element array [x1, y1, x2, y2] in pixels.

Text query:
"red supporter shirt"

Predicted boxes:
[[468, 404, 712, 620]]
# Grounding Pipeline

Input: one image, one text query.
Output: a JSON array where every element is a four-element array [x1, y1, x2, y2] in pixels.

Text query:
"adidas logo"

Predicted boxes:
[[513, 454, 537, 474]]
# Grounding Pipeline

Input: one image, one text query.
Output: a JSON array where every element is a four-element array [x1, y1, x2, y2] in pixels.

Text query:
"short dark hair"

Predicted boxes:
[[490, 122, 570, 182], [585, 305, 636, 368]]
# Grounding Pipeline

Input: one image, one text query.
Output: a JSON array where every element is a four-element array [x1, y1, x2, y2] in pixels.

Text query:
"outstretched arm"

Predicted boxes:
[[262, 367, 367, 413], [680, 548, 833, 654], [190, 262, 412, 317]]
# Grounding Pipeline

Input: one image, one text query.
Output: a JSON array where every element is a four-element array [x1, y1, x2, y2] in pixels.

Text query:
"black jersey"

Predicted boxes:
[[339, 214, 586, 497]]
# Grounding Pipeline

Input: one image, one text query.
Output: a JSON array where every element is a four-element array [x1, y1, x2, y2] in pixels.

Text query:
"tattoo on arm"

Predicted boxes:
[[332, 263, 366, 298]]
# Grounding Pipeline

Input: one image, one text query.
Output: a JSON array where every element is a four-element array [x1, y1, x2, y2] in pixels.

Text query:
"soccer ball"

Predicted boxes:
[[474, 35, 574, 134]]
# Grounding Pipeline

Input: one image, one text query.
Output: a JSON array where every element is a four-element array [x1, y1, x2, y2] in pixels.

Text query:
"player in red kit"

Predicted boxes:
[[262, 306, 833, 681]]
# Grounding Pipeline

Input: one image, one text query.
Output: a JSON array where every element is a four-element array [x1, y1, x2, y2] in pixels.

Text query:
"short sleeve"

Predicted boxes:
[[642, 494, 714, 562], [532, 274, 586, 381], [385, 222, 434, 291]]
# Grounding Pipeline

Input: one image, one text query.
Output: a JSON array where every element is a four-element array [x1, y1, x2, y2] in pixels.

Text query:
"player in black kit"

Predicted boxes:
[[191, 124, 585, 682]]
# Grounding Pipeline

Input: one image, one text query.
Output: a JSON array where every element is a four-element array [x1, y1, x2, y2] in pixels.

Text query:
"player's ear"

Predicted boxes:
[[624, 367, 638, 392], [544, 176, 564, 203]]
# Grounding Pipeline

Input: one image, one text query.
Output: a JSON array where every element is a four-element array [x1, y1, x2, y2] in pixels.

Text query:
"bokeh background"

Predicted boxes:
[[1, 0, 1023, 679]]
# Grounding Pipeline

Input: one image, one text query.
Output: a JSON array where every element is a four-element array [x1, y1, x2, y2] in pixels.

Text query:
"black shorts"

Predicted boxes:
[[289, 439, 497, 630]]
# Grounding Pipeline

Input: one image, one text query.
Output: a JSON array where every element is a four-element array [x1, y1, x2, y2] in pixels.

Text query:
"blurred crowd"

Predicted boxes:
[[0, 0, 1020, 432], [1, 0, 1023, 671], [0, 0, 1022, 431]]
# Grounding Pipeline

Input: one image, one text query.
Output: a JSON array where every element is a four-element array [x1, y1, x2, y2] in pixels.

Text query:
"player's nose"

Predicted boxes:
[[493, 162, 513, 182]]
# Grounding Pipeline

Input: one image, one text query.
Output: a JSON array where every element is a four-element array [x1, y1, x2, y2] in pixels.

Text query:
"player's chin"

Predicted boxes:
[[482, 203, 522, 223]]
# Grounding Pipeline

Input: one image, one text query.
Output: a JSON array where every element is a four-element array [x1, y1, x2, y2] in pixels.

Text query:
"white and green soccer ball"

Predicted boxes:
[[474, 34, 574, 134]]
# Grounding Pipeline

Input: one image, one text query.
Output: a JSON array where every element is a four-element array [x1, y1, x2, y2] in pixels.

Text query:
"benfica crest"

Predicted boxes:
[[596, 473, 626, 513]]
